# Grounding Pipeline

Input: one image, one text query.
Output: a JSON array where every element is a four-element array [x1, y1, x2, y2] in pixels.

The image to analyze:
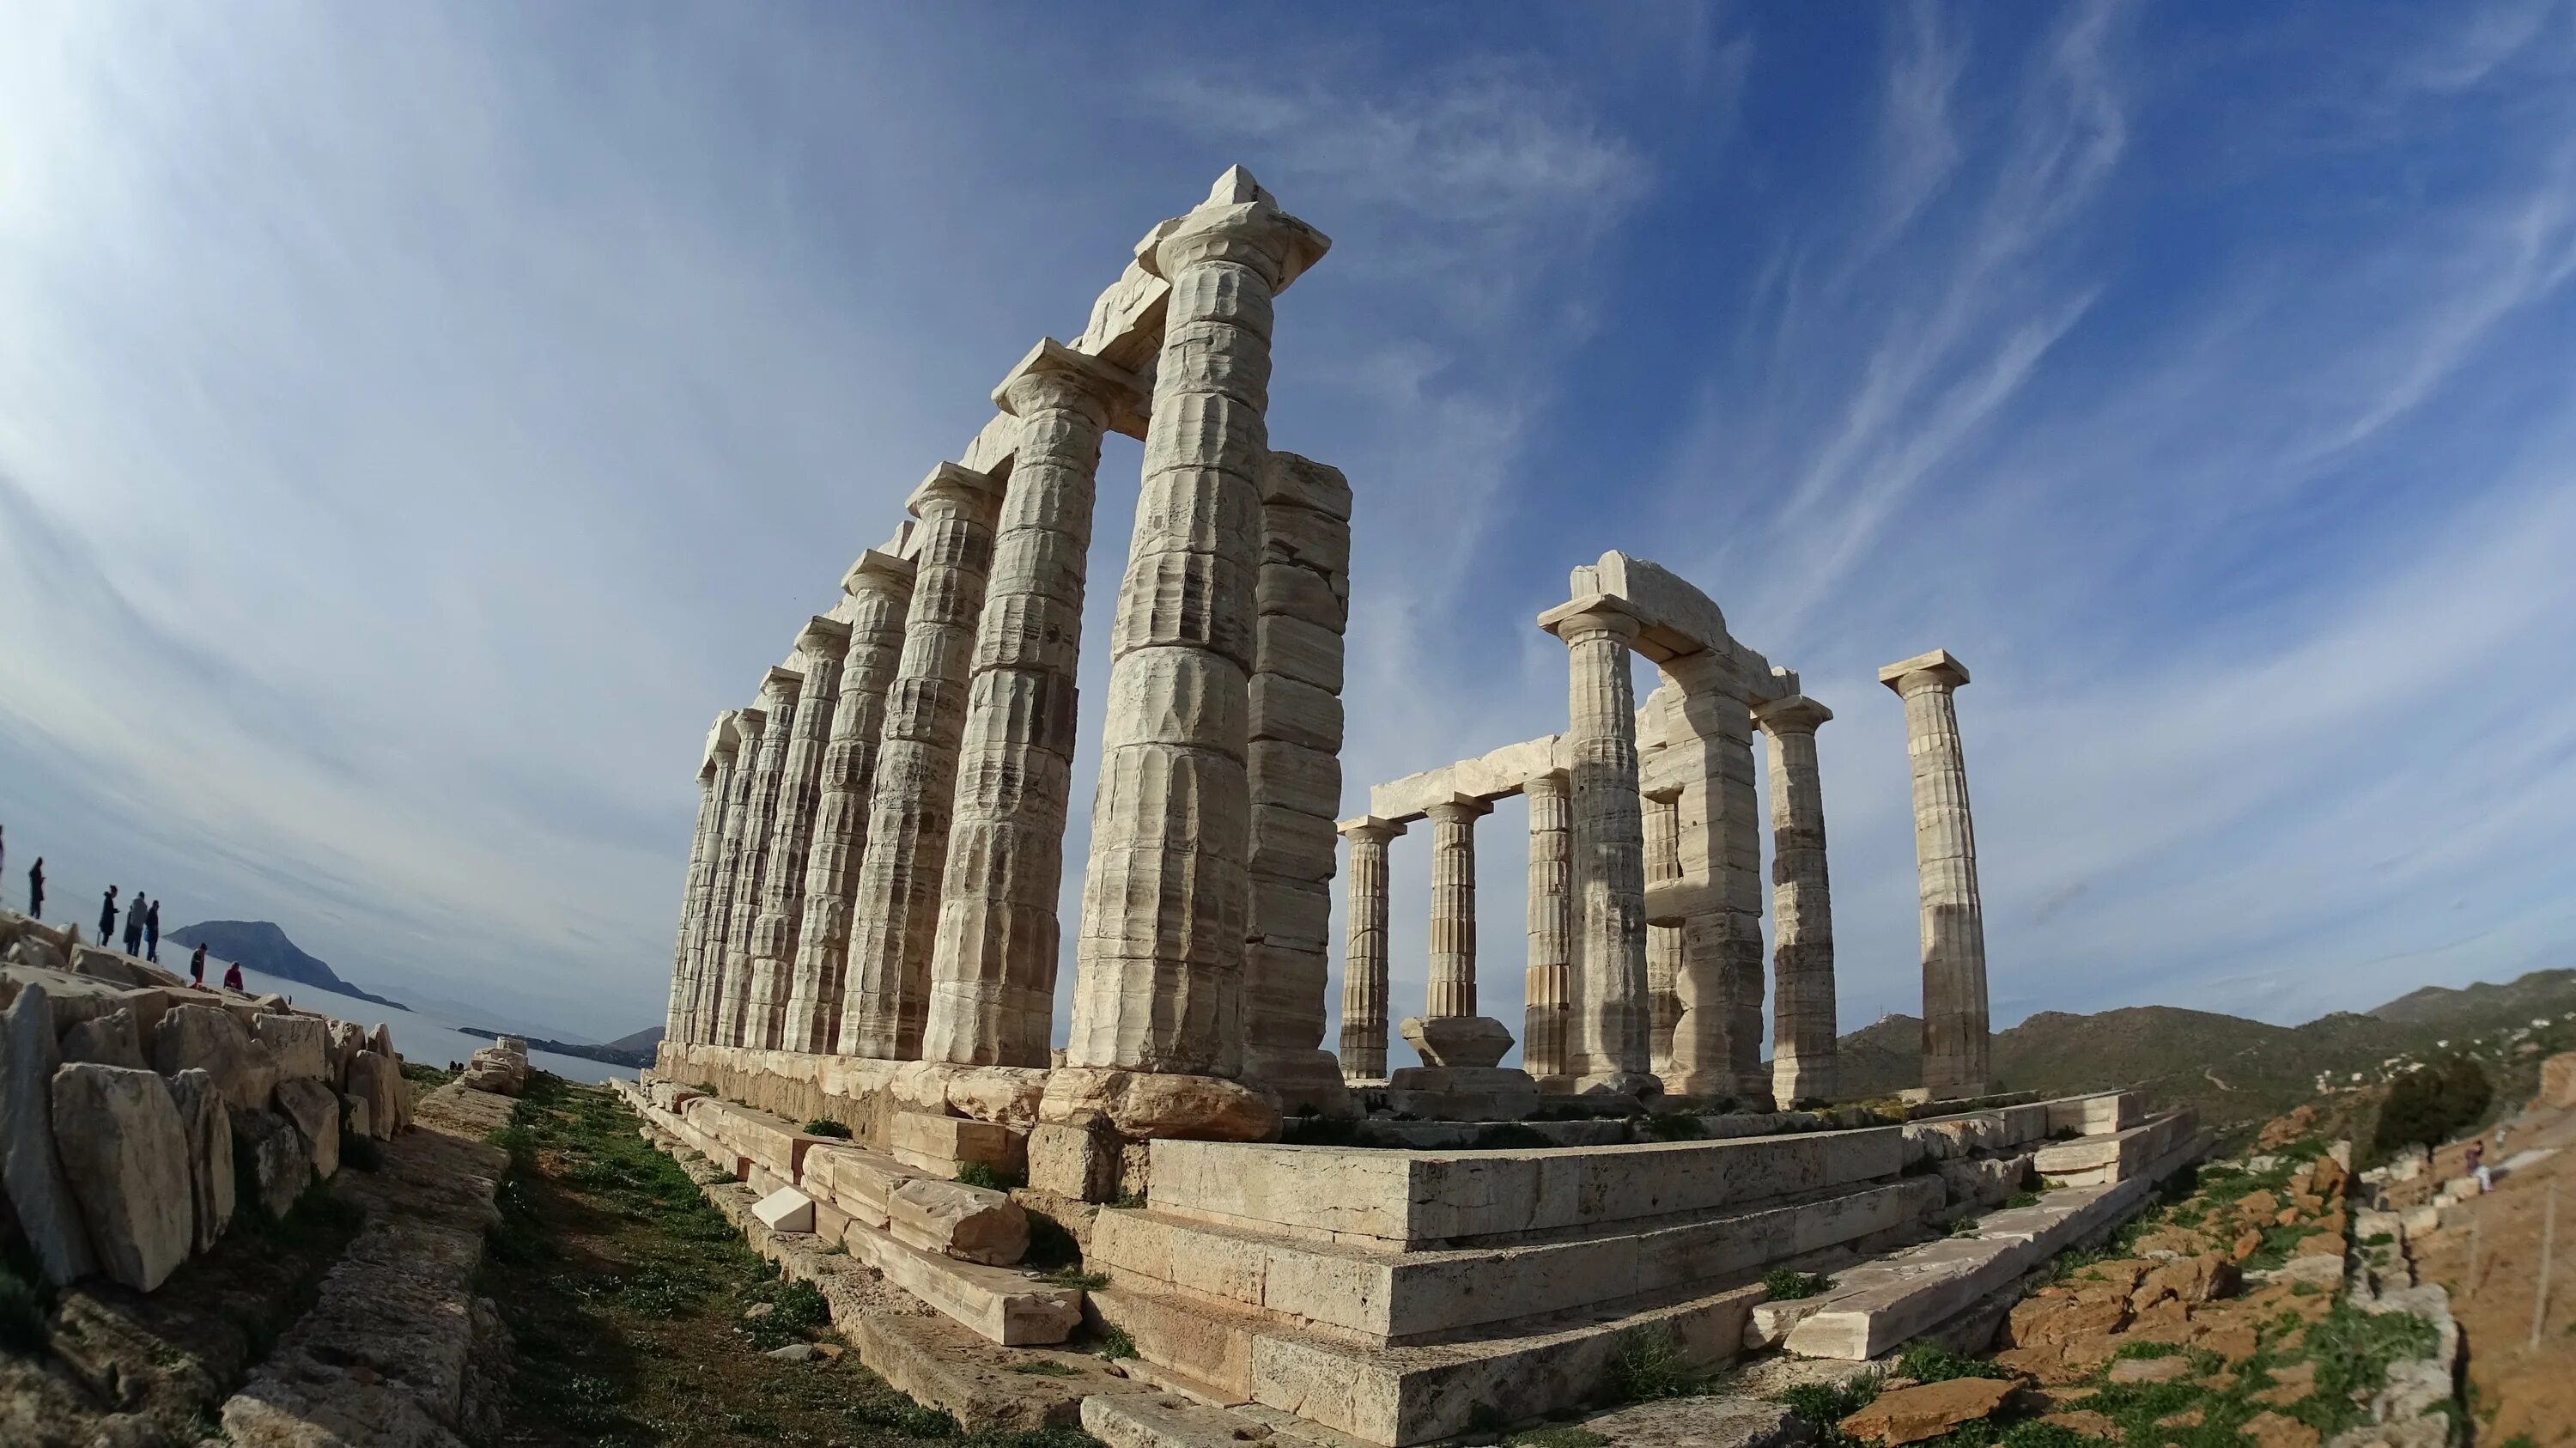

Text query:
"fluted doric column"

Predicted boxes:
[[1643, 789, 1682, 1079], [839, 463, 1005, 1060], [1067, 167, 1327, 1076], [1880, 649, 1990, 1099], [1424, 796, 1491, 1019], [742, 616, 852, 1049], [1522, 770, 1573, 1080], [1754, 693, 1838, 1106], [781, 551, 916, 1054], [925, 342, 1143, 1067], [714, 668, 803, 1046], [1336, 816, 1401, 1080], [687, 706, 764, 1043], [665, 714, 739, 1045], [1543, 600, 1654, 1094], [1662, 654, 1768, 1102]]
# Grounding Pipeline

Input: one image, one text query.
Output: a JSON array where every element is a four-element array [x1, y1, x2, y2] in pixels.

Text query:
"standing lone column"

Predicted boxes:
[[665, 715, 738, 1049], [1879, 649, 1990, 1099], [1753, 693, 1838, 1106], [781, 551, 917, 1054], [1423, 797, 1491, 1018], [1067, 167, 1327, 1077], [1643, 789, 1682, 1080], [742, 617, 852, 1050], [1335, 816, 1401, 1081], [714, 668, 803, 1047], [1522, 771, 1574, 1081], [839, 463, 1005, 1060], [926, 343, 1143, 1067], [1542, 600, 1655, 1095], [688, 707, 764, 1043]]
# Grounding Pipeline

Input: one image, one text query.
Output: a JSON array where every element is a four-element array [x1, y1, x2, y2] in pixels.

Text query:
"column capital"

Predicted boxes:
[[1425, 794, 1495, 825], [1879, 648, 1970, 695], [733, 704, 769, 738], [994, 338, 1149, 432], [756, 667, 803, 708], [1753, 694, 1834, 734], [905, 460, 1005, 523], [1524, 769, 1570, 799], [794, 615, 853, 660], [1337, 814, 1407, 844], [1538, 594, 1645, 647], [1139, 166, 1332, 293], [841, 548, 918, 599]]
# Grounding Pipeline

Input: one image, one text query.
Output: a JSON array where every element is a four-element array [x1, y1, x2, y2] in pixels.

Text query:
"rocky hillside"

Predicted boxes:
[[164, 920, 405, 1010], [1830, 966, 2576, 1132]]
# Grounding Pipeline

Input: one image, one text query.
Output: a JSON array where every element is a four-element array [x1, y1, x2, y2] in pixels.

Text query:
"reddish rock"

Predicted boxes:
[[1838, 1379, 2020, 1446], [2134, 1253, 2239, 1311], [2008, 1293, 2129, 1346], [2038, 1409, 2117, 1440], [2108, 1354, 2192, 1384], [1992, 1345, 2080, 1385], [2232, 1229, 2263, 1262], [2244, 1410, 2322, 1448]]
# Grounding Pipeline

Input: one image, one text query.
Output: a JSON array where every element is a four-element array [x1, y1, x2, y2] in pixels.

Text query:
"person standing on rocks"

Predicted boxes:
[[144, 898, 161, 962], [190, 942, 207, 987], [98, 884, 118, 946], [123, 893, 147, 956], [26, 857, 42, 919]]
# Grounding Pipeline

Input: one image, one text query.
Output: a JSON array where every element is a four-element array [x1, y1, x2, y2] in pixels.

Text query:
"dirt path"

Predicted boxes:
[[477, 1077, 1092, 1448], [2405, 1103, 2576, 1445]]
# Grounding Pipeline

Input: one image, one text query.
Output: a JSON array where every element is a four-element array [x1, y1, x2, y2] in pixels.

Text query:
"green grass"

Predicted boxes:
[[1894, 1342, 2016, 1383], [1606, 1330, 1704, 1402], [955, 1162, 1025, 1192], [2002, 1190, 2043, 1209], [1091, 1325, 1137, 1360], [1761, 1269, 1834, 1300], [1505, 1428, 1610, 1448], [1010, 1360, 1080, 1378], [1778, 1374, 1879, 1446], [802, 1118, 853, 1139], [1040, 1267, 1109, 1291]]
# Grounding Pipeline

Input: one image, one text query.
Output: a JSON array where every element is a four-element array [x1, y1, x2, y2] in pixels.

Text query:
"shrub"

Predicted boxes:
[[1607, 1330, 1701, 1401], [1093, 1325, 1137, 1360], [1762, 1269, 1833, 1300], [955, 1161, 1024, 1191], [1780, 1376, 1878, 1431], [1042, 1267, 1109, 1291], [2371, 1056, 2492, 1162], [801, 1119, 852, 1139]]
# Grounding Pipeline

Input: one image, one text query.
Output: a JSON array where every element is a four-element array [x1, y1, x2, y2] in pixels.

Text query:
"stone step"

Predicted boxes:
[[2032, 1106, 2196, 1185], [1771, 1113, 2208, 1360], [1081, 1390, 1378, 1448], [1088, 1174, 1941, 1347], [1088, 1271, 1766, 1446]]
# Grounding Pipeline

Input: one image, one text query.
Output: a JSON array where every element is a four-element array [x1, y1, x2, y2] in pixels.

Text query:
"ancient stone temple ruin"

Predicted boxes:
[[635, 167, 2208, 1447]]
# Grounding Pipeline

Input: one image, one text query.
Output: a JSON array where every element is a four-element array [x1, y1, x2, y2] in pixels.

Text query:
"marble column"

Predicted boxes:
[[1522, 770, 1574, 1080], [1643, 790, 1682, 1080], [925, 342, 1140, 1068], [1663, 655, 1769, 1102], [1544, 600, 1654, 1094], [664, 716, 738, 1046], [1423, 796, 1491, 1019], [839, 463, 1005, 1060], [714, 667, 803, 1047], [1754, 694, 1838, 1106], [1067, 167, 1327, 1076], [687, 707, 764, 1043], [1336, 816, 1401, 1081], [1879, 649, 1990, 1098], [741, 616, 852, 1049], [781, 551, 916, 1055]]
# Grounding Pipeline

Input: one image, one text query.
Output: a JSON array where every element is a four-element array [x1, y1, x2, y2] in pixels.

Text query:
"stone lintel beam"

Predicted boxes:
[[994, 338, 1150, 442], [1366, 734, 1564, 824], [1879, 648, 1970, 693]]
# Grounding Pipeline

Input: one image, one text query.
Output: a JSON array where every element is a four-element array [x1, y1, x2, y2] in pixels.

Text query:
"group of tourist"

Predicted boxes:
[[2, 822, 242, 992]]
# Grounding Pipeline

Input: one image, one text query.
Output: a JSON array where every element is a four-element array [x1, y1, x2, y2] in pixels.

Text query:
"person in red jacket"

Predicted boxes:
[[222, 959, 245, 992]]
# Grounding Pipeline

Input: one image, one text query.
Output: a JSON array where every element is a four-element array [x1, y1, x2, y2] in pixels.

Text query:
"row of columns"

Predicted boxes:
[[663, 168, 1330, 1092]]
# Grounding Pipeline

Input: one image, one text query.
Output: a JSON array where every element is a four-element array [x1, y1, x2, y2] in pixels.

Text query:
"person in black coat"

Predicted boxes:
[[98, 885, 119, 946], [143, 899, 161, 962], [122, 895, 146, 957], [25, 858, 40, 920]]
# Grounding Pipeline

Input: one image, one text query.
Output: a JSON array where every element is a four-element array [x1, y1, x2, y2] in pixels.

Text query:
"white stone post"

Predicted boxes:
[[839, 463, 1005, 1060], [781, 551, 916, 1054], [714, 667, 803, 1046], [1422, 797, 1491, 1019], [925, 344, 1142, 1068], [1066, 167, 1327, 1078], [1335, 816, 1400, 1081], [1754, 693, 1838, 1105], [743, 616, 852, 1049], [1643, 789, 1682, 1080], [1522, 771, 1573, 1080], [664, 716, 737, 1046], [687, 706, 764, 1043], [1880, 649, 1990, 1098], [1546, 601, 1654, 1094], [1662, 655, 1768, 1102]]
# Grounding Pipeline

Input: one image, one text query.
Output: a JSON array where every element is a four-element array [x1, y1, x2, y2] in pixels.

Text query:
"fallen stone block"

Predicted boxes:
[[59, 1006, 148, 1069], [1083, 1392, 1279, 1448], [169, 1067, 236, 1253], [325, 1018, 365, 1076], [52, 1062, 193, 1291], [890, 1109, 1024, 1178], [343, 1049, 404, 1141], [1839, 1378, 2017, 1445], [848, 1311, 1133, 1431], [1, 983, 98, 1283], [232, 1105, 312, 1220], [252, 1013, 331, 1081], [755, 1186, 817, 1233], [839, 1214, 1079, 1345], [887, 1176, 1029, 1266], [341, 1091, 373, 1142], [155, 1003, 280, 1112], [274, 1074, 343, 1181]]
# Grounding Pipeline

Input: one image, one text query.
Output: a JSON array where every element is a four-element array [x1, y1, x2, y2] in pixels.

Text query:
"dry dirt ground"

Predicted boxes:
[[2401, 1100, 2576, 1445]]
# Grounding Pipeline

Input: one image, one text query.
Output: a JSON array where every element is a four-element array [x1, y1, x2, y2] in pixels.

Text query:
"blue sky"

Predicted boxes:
[[3, 2, 2573, 1050]]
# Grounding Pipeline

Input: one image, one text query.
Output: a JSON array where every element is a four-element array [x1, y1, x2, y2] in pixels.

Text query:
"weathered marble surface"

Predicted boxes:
[[1880, 649, 1990, 1098]]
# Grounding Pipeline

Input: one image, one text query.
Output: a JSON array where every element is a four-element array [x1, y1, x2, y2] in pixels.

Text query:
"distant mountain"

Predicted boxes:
[[165, 920, 405, 1011], [1823, 967, 2576, 1136], [458, 1025, 653, 1069], [605, 1026, 665, 1053]]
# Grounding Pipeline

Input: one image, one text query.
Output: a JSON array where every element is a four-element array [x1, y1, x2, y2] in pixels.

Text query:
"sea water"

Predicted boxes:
[[222, 964, 641, 1086]]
